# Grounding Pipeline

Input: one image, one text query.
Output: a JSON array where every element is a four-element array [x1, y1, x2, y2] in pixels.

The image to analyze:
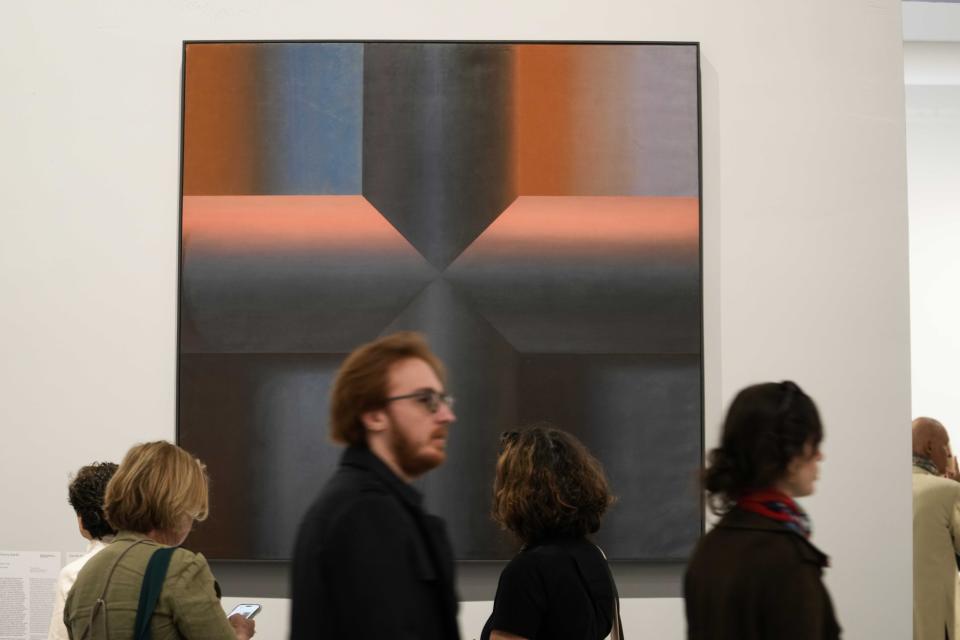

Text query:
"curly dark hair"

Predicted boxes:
[[492, 425, 614, 544], [704, 381, 822, 514], [68, 462, 119, 539]]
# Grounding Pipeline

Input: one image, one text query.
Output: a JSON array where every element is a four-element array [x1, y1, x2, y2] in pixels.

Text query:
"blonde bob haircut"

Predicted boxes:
[[104, 441, 209, 534], [330, 332, 445, 446]]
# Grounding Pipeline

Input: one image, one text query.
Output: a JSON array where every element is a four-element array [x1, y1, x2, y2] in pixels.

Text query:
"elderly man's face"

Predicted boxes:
[[929, 431, 952, 475]]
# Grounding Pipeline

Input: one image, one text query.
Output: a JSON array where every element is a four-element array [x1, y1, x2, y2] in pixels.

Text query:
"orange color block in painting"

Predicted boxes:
[[182, 195, 412, 255], [475, 195, 699, 257], [512, 45, 577, 195], [182, 44, 262, 195]]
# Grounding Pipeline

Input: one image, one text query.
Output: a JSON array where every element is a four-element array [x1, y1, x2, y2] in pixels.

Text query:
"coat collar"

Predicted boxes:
[[341, 445, 424, 511], [716, 507, 830, 567], [111, 531, 176, 551], [913, 455, 941, 476], [113, 531, 160, 544]]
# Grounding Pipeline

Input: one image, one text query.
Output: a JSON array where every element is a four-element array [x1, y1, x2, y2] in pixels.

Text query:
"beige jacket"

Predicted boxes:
[[914, 466, 960, 640], [64, 532, 236, 640]]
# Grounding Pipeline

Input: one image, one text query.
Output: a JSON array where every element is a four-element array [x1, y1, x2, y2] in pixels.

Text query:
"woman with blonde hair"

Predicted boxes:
[[64, 441, 255, 640], [482, 425, 622, 640]]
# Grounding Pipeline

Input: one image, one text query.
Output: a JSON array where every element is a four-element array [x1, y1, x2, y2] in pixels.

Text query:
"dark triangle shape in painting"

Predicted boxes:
[[362, 43, 517, 271]]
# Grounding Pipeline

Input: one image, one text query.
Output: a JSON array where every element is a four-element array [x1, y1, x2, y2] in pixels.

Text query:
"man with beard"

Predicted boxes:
[[290, 332, 460, 640]]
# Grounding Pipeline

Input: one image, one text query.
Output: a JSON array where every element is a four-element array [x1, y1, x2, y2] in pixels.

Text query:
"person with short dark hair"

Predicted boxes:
[[64, 441, 254, 640], [482, 425, 620, 640], [48, 462, 118, 640], [684, 381, 841, 639], [290, 332, 460, 640], [912, 416, 960, 640]]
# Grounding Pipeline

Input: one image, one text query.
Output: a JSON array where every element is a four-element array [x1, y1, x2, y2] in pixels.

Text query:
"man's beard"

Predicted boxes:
[[390, 425, 446, 479]]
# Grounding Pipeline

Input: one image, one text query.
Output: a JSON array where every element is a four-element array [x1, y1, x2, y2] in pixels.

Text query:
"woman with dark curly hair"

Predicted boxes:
[[48, 462, 118, 640], [684, 381, 841, 639], [481, 425, 622, 640]]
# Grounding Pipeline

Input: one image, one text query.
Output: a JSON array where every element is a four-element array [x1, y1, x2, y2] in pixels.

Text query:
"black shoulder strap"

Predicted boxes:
[[133, 546, 177, 640], [79, 539, 149, 640], [596, 547, 625, 640]]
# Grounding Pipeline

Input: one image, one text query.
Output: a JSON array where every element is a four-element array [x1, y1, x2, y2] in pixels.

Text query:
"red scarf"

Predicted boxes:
[[736, 489, 811, 538]]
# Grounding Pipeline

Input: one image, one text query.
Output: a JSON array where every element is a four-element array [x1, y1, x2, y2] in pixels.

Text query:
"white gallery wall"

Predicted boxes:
[[0, 1, 910, 638], [905, 39, 960, 445]]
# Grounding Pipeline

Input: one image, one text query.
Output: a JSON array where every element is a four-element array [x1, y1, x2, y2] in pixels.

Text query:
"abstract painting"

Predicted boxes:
[[178, 41, 702, 561]]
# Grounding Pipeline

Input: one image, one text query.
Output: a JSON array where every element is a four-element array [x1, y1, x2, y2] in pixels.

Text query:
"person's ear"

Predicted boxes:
[[361, 408, 389, 434], [76, 515, 92, 540], [787, 455, 802, 475]]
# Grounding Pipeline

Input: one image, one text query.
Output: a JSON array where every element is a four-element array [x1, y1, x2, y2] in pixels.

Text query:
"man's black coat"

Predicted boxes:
[[290, 446, 460, 639]]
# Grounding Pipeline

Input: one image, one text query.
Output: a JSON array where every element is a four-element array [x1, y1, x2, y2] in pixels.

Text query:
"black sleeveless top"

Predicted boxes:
[[481, 537, 614, 640]]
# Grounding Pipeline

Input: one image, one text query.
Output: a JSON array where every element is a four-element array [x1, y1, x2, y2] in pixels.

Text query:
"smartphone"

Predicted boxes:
[[228, 603, 262, 619]]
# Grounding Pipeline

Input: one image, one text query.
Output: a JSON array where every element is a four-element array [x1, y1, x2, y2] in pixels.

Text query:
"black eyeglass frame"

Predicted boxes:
[[382, 390, 455, 414]]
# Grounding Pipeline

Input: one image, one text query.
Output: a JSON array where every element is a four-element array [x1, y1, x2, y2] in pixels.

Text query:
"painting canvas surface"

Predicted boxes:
[[178, 41, 702, 561]]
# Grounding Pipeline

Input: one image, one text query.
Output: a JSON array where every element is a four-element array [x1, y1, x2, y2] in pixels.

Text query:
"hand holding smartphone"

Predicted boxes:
[[228, 603, 262, 619]]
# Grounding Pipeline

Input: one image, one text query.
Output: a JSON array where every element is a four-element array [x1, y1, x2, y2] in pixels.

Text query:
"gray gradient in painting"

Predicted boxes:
[[181, 279, 702, 560], [609, 45, 700, 197], [383, 279, 520, 559], [518, 354, 702, 560], [179, 353, 347, 559], [446, 240, 700, 354], [361, 43, 516, 270], [180, 239, 437, 354], [381, 280, 701, 559]]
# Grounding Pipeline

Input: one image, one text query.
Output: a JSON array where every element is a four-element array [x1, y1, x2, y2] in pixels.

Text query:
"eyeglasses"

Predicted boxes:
[[383, 389, 455, 414]]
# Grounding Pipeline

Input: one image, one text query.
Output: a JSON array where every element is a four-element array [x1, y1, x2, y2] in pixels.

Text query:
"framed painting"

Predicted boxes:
[[178, 40, 702, 561]]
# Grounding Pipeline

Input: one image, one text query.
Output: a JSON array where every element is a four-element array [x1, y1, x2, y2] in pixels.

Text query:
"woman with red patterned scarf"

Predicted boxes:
[[684, 381, 841, 639]]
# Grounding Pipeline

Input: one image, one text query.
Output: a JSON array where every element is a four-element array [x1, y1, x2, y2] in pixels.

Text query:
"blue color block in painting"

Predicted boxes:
[[259, 43, 362, 194]]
